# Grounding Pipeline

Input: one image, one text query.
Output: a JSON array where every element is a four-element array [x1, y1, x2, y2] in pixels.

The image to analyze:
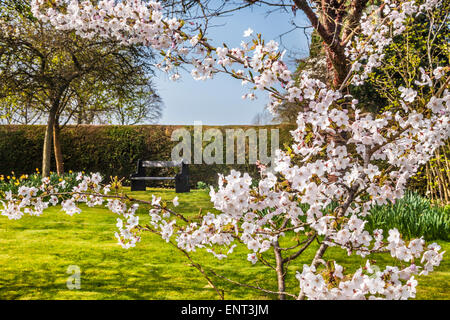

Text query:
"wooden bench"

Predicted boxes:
[[130, 159, 190, 193]]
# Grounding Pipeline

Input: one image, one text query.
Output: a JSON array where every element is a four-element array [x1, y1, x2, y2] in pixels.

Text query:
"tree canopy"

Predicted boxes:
[[0, 0, 162, 175]]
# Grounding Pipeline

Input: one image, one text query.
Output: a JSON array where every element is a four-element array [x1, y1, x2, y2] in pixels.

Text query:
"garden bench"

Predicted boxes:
[[130, 159, 190, 193]]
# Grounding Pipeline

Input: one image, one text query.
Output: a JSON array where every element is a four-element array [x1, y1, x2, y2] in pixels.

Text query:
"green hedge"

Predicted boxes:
[[0, 124, 295, 187]]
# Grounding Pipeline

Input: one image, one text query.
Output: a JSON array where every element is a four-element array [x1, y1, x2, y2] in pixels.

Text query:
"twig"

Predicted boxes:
[[208, 269, 298, 299]]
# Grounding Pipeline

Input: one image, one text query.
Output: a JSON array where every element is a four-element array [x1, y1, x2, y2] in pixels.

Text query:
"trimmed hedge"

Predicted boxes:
[[0, 124, 295, 187], [0, 124, 436, 194]]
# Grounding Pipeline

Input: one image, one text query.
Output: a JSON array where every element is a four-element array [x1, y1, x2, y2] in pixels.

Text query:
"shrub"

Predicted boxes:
[[365, 192, 450, 241], [0, 171, 80, 197]]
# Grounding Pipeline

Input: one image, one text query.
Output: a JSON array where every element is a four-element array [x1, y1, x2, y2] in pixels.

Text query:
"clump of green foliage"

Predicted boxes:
[[196, 181, 209, 190], [365, 192, 450, 241], [0, 170, 80, 196]]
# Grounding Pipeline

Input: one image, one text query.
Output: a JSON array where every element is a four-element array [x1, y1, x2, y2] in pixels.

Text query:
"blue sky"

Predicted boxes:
[[156, 5, 311, 125]]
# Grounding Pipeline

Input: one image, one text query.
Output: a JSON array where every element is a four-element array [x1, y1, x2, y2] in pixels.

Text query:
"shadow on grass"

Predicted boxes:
[[0, 188, 448, 300]]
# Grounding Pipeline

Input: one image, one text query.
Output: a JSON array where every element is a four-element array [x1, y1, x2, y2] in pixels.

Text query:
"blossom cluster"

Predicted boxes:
[[297, 259, 421, 300], [30, 0, 448, 115]]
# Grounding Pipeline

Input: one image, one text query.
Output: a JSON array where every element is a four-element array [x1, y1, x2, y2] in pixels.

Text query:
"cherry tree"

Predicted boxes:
[[1, 0, 449, 299]]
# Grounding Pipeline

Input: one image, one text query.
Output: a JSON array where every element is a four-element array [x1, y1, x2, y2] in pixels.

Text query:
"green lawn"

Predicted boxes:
[[0, 188, 448, 300]]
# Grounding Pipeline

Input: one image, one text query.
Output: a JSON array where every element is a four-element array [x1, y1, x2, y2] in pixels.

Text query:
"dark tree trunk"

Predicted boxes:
[[53, 118, 64, 175], [293, 0, 367, 88], [42, 88, 64, 177]]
